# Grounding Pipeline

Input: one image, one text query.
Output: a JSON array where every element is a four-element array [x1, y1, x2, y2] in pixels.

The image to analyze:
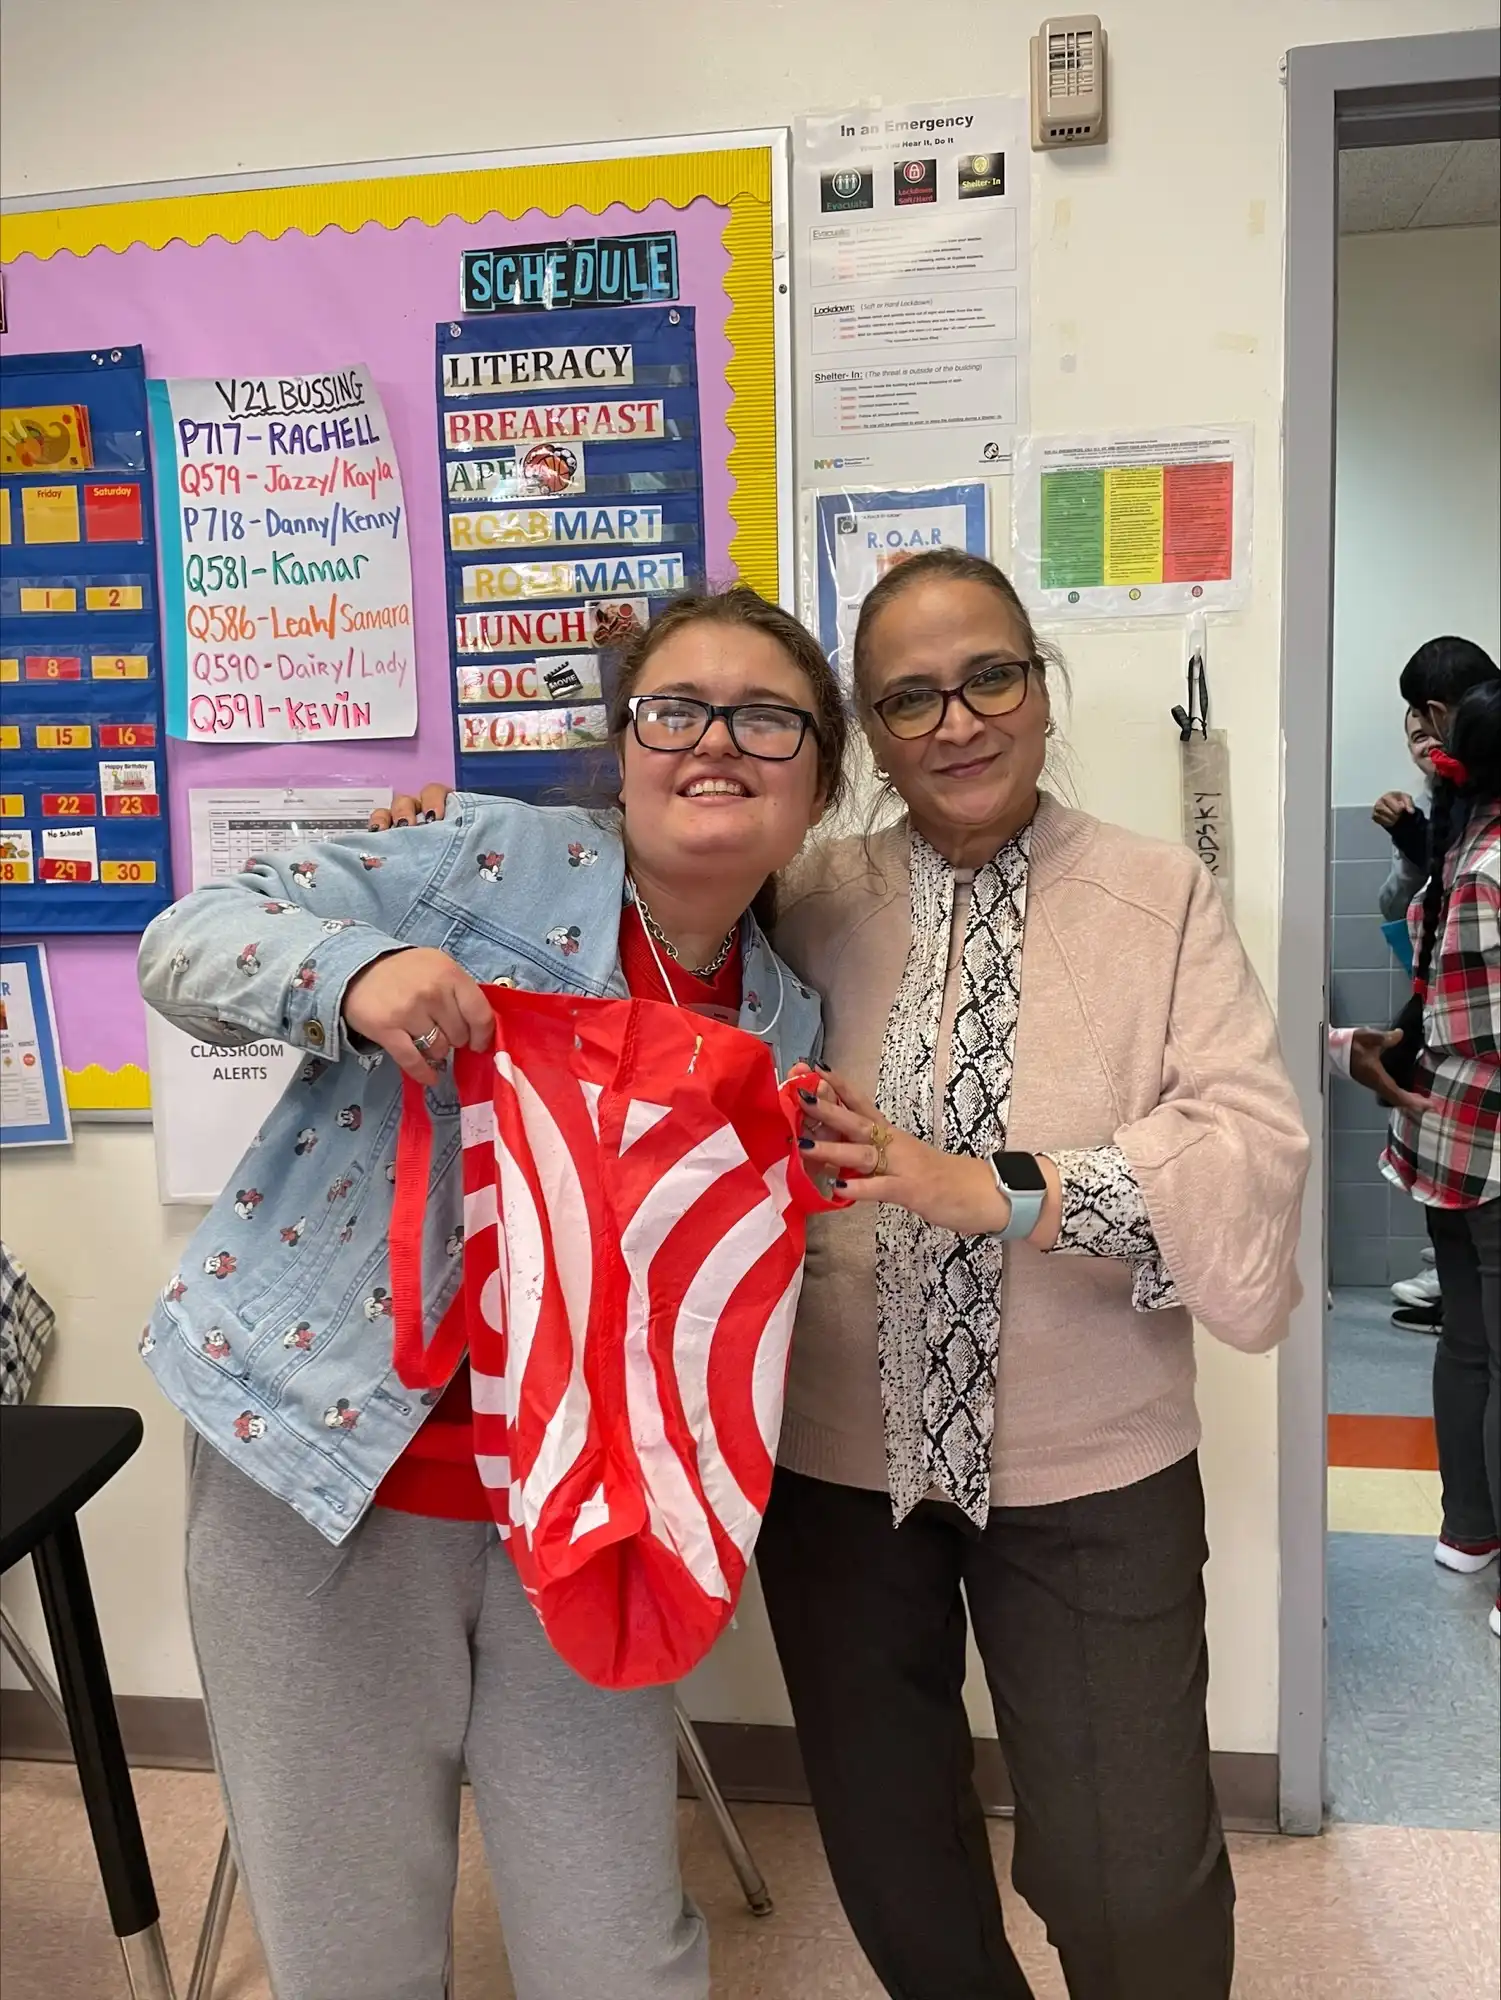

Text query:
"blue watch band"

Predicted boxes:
[[989, 1159, 1047, 1241]]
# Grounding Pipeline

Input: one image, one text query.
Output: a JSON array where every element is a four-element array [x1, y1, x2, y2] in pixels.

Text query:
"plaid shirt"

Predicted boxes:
[[0, 1243, 55, 1405], [1383, 802, 1500, 1209]]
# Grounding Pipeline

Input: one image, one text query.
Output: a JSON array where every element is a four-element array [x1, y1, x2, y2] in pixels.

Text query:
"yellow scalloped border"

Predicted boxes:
[[64, 1062, 151, 1111], [1, 146, 779, 602]]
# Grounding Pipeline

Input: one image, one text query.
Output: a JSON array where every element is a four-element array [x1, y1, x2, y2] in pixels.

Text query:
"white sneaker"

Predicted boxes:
[[1422, 1245, 1437, 1268], [1491, 1600, 1500, 1639], [1392, 1268, 1442, 1308], [1435, 1536, 1501, 1574]]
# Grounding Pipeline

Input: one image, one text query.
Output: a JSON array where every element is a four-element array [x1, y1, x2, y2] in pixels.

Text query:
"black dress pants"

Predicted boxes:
[[756, 1454, 1234, 2000]]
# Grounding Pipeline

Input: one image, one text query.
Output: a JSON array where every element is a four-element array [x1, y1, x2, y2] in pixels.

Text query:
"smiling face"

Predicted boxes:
[[1405, 705, 1440, 780], [859, 576, 1049, 863], [617, 622, 828, 891]]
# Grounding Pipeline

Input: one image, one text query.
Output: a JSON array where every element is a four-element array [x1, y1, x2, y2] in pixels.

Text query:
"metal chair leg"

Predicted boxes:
[[184, 1835, 237, 2000], [0, 1604, 70, 1735], [674, 1704, 773, 1916]]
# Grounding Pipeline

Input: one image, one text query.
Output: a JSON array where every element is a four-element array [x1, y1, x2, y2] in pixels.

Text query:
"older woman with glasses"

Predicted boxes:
[[765, 549, 1309, 2000]]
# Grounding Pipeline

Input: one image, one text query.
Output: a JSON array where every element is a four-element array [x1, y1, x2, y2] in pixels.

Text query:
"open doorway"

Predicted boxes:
[[1325, 137, 1499, 1827], [1280, 29, 1501, 1837]]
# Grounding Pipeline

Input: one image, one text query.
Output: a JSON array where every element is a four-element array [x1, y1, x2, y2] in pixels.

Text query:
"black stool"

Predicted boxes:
[[1, 1404, 176, 1999]]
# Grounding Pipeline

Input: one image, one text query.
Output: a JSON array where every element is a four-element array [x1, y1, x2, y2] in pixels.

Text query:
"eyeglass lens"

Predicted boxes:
[[876, 661, 1030, 740], [633, 697, 809, 761]]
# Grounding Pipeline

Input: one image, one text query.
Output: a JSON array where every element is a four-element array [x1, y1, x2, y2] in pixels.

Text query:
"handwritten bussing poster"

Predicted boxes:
[[149, 366, 417, 742]]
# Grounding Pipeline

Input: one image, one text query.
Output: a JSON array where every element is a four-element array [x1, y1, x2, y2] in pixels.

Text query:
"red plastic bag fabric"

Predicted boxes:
[[390, 986, 844, 1689]]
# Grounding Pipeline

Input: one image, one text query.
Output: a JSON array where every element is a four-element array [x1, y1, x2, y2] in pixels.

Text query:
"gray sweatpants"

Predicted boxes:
[[185, 1438, 708, 2000]]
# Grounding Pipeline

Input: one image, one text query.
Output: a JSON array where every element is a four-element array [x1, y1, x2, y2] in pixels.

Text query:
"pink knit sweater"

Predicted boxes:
[[773, 796, 1311, 1508]]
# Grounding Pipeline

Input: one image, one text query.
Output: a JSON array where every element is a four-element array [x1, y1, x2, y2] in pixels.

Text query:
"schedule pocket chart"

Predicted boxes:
[[0, 345, 173, 933]]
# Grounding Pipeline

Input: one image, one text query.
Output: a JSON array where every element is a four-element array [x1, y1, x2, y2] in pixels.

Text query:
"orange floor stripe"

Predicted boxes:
[[1328, 1412, 1439, 1471]]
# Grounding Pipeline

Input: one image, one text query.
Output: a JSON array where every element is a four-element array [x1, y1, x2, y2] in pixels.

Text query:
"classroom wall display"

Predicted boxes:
[[1012, 427, 1254, 620], [0, 345, 173, 934], [149, 365, 417, 743], [808, 483, 988, 684], [0, 133, 790, 1110], [794, 97, 1030, 486], [438, 307, 707, 798]]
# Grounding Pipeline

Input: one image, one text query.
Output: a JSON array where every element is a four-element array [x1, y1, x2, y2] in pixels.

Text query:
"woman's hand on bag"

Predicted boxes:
[[798, 1070, 1018, 1236], [1348, 1027, 1435, 1119], [369, 784, 453, 831], [341, 948, 494, 1081]]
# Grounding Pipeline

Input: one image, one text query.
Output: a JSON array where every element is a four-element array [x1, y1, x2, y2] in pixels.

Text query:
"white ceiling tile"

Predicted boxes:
[[1339, 143, 1456, 234], [1410, 137, 1501, 229]]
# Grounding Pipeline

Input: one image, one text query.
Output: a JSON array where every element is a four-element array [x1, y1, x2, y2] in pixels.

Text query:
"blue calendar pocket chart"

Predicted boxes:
[[0, 345, 173, 933]]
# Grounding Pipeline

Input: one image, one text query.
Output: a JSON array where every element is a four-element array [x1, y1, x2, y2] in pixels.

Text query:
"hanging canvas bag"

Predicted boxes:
[[390, 985, 843, 1688]]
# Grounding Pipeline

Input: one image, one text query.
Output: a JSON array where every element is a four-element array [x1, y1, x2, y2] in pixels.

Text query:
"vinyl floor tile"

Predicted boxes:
[[1326, 1464, 1442, 1534], [3, 1763, 1498, 1998], [1328, 1286, 1436, 1417], [1326, 1532, 1500, 1830]]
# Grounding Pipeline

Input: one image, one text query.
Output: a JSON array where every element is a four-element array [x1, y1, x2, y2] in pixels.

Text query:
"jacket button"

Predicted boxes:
[[305, 1020, 326, 1048]]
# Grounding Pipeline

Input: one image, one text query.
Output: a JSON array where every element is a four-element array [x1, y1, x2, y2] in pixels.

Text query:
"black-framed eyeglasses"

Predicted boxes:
[[626, 694, 818, 762], [871, 659, 1033, 741]]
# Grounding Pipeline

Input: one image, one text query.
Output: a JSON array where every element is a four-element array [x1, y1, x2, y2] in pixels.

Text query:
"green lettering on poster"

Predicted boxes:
[[1040, 469, 1105, 589]]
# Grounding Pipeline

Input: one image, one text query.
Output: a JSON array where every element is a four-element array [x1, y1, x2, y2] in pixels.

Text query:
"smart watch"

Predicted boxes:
[[988, 1151, 1048, 1241]]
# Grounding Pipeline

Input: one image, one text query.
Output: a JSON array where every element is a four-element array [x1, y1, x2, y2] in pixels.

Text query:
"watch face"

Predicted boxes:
[[995, 1151, 1048, 1194]]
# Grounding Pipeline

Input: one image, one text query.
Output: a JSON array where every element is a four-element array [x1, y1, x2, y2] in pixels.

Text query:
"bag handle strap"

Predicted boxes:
[[389, 1076, 467, 1390]]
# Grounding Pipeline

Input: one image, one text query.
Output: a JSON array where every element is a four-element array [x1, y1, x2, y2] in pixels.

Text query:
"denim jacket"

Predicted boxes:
[[137, 795, 823, 1543]]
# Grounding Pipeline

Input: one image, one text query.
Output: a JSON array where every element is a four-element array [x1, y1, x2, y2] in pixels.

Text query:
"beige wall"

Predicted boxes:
[[3, 0, 1494, 1752]]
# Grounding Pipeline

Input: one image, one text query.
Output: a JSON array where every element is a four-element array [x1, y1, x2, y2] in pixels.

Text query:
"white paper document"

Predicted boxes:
[[795, 98, 1030, 484], [151, 786, 392, 1203]]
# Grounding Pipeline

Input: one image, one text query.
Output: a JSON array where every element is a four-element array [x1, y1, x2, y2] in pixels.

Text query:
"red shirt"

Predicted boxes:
[[374, 906, 743, 1520]]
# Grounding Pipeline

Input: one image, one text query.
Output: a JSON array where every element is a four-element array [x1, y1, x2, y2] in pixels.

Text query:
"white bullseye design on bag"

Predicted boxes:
[[390, 986, 843, 1688]]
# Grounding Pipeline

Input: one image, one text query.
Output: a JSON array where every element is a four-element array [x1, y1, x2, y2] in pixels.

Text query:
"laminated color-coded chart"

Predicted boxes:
[[1014, 428, 1251, 619]]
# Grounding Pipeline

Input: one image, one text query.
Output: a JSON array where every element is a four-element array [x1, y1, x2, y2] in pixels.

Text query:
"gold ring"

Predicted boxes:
[[869, 1121, 893, 1176]]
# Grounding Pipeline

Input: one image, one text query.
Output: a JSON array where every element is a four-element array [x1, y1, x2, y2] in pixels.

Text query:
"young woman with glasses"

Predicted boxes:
[[136, 587, 846, 2000]]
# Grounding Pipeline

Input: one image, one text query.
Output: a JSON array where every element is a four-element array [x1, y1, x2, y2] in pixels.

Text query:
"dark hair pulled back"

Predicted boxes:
[[849, 547, 1064, 711]]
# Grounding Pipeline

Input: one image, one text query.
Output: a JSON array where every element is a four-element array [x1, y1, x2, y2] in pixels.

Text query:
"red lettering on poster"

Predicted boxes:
[[1162, 462, 1233, 583]]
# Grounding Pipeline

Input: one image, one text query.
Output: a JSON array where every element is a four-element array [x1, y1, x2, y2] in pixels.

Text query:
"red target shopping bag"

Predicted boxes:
[[389, 986, 845, 1689]]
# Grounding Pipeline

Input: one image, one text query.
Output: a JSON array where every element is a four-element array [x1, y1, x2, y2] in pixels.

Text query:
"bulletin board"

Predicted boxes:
[[0, 131, 793, 1113]]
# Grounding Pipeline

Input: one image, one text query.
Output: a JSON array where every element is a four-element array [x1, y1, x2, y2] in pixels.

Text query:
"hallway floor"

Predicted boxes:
[[2, 1759, 1498, 1999], [1326, 1288, 1500, 1832]]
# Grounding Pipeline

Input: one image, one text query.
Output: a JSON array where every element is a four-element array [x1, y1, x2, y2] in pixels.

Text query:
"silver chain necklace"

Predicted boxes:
[[630, 883, 738, 980]]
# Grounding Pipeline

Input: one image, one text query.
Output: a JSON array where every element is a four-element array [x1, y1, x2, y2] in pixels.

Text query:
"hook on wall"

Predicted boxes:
[[1171, 616, 1209, 742]]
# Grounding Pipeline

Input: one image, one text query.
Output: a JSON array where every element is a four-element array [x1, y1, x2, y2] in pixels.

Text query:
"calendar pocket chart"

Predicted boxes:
[[0, 346, 172, 933]]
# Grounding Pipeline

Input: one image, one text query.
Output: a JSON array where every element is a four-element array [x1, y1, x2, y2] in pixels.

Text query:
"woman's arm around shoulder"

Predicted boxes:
[[1115, 856, 1311, 1353]]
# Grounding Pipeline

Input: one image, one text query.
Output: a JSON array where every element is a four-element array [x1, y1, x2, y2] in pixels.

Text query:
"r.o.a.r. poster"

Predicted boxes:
[[813, 483, 988, 681]]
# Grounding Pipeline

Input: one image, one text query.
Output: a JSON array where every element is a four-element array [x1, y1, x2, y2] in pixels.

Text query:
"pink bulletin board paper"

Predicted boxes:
[[2, 197, 734, 1094]]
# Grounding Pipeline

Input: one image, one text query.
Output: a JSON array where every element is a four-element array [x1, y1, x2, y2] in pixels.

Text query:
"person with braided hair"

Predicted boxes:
[[1347, 677, 1500, 1633]]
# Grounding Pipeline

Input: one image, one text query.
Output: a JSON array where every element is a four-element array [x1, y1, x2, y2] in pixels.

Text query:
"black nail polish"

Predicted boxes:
[[812, 1060, 830, 1072], [833, 1179, 849, 1190], [798, 1136, 815, 1150], [799, 1089, 818, 1105], [423, 810, 438, 822]]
